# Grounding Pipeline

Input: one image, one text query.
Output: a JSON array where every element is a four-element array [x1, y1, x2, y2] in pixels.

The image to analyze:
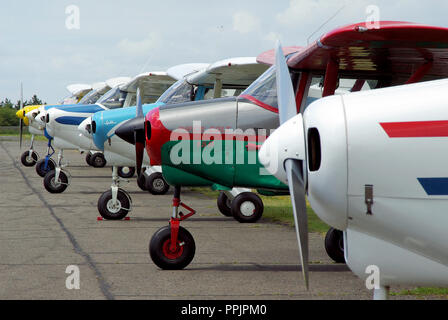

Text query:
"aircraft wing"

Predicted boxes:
[[256, 46, 304, 66], [66, 84, 92, 97], [120, 72, 177, 99], [105, 77, 132, 89], [167, 63, 210, 81], [287, 21, 448, 84], [186, 57, 270, 87]]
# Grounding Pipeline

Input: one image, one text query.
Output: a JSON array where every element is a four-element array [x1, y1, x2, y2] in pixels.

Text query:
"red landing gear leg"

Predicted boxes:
[[149, 186, 196, 270]]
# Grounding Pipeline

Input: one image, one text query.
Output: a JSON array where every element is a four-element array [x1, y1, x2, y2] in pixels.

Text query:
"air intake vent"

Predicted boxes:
[[307, 128, 321, 171], [92, 121, 96, 134], [145, 121, 151, 140]]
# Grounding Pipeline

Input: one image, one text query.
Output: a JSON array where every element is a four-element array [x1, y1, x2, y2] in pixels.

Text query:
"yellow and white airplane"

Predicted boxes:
[[16, 83, 92, 167]]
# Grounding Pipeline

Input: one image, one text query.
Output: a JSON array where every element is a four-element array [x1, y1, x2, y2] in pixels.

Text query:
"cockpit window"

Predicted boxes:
[[78, 89, 104, 105], [156, 80, 194, 104], [97, 87, 127, 109], [240, 66, 277, 110]]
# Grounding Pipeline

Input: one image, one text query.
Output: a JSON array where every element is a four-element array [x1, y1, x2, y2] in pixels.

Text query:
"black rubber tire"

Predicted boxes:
[[90, 153, 106, 168], [43, 170, 69, 193], [137, 173, 148, 191], [324, 228, 345, 263], [118, 166, 135, 178], [21, 151, 38, 167], [217, 192, 232, 217], [149, 225, 195, 270], [85, 153, 92, 166], [146, 172, 170, 195], [35, 158, 56, 177], [97, 189, 131, 220], [231, 192, 264, 223]]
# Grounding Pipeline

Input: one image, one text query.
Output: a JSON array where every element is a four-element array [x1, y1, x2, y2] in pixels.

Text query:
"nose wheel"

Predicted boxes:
[[21, 150, 39, 167], [150, 225, 195, 270], [90, 153, 107, 168], [43, 169, 69, 193], [149, 186, 196, 269], [35, 158, 56, 177], [97, 188, 132, 220]]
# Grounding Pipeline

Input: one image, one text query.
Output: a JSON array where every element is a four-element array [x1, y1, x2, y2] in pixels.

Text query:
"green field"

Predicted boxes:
[[191, 187, 329, 233]]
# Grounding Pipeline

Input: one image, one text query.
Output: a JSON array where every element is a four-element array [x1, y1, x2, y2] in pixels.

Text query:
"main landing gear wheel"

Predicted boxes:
[[85, 153, 93, 166], [35, 158, 56, 177], [231, 192, 264, 223], [149, 225, 196, 270], [90, 153, 106, 168], [117, 166, 135, 178], [43, 170, 69, 193], [137, 174, 148, 191], [325, 228, 345, 263], [146, 173, 169, 195], [97, 189, 130, 220], [217, 192, 232, 217], [20, 151, 38, 167]]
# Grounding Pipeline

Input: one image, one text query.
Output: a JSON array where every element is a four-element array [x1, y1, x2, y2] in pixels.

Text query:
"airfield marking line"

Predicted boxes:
[[0, 142, 115, 300]]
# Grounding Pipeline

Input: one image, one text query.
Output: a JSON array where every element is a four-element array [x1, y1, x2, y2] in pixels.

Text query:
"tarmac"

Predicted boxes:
[[0, 139, 422, 300]]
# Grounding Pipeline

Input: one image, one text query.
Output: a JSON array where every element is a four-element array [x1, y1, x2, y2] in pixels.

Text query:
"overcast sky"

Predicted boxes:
[[1, 0, 447, 103]]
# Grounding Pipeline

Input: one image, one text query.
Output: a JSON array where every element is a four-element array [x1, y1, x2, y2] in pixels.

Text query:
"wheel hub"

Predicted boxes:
[[162, 240, 184, 259], [153, 178, 165, 191], [51, 177, 61, 188], [106, 199, 122, 214], [121, 167, 130, 174], [240, 201, 256, 217]]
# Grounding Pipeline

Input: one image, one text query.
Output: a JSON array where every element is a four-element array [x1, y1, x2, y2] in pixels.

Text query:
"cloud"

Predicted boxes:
[[117, 32, 161, 57], [232, 11, 261, 34], [276, 0, 344, 27]]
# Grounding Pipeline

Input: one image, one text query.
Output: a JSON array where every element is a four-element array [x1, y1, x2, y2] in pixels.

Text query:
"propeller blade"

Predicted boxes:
[[285, 159, 309, 289], [274, 41, 309, 289], [135, 132, 144, 176], [136, 87, 143, 118], [19, 82, 24, 149], [19, 118, 23, 149], [275, 41, 297, 125]]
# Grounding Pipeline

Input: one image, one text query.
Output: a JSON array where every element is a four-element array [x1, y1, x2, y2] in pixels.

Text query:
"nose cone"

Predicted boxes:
[[115, 117, 145, 145], [16, 109, 25, 119], [259, 114, 306, 184], [78, 117, 93, 138]]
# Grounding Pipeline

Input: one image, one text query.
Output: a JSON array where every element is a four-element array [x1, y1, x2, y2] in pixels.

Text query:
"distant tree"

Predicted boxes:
[[0, 94, 45, 126]]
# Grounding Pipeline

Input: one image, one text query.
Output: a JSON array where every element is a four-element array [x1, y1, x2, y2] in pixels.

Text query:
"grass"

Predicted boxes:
[[0, 128, 47, 141], [391, 287, 448, 298], [190, 187, 329, 233]]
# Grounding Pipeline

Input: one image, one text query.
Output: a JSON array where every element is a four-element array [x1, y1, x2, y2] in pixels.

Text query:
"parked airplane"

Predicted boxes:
[[29, 78, 130, 181], [87, 58, 268, 220], [16, 83, 92, 167], [260, 36, 448, 299], [119, 21, 448, 270]]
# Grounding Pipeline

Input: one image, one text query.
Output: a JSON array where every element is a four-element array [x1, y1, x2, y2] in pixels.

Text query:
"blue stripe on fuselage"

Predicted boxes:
[[55, 116, 86, 126], [417, 178, 448, 195]]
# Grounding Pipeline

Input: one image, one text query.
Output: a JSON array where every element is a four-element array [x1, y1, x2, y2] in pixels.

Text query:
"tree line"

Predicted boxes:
[[0, 95, 46, 126]]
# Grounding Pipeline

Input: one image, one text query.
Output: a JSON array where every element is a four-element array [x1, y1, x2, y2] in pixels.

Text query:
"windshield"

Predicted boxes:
[[156, 80, 194, 104], [97, 87, 127, 109], [78, 88, 105, 104], [240, 66, 277, 110]]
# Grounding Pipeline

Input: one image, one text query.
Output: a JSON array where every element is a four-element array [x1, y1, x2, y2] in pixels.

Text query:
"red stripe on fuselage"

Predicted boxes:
[[380, 121, 448, 138], [239, 94, 278, 114]]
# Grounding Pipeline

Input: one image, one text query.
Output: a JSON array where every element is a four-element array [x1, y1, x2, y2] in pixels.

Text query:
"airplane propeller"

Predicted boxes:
[[19, 83, 24, 149], [263, 41, 310, 289], [115, 87, 146, 176]]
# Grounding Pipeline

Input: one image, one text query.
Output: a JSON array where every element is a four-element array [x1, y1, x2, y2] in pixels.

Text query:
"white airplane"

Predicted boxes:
[[78, 59, 268, 220], [260, 35, 448, 299], [17, 83, 93, 167]]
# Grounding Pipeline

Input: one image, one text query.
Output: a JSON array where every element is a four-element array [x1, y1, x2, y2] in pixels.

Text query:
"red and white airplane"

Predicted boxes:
[[260, 22, 448, 299]]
